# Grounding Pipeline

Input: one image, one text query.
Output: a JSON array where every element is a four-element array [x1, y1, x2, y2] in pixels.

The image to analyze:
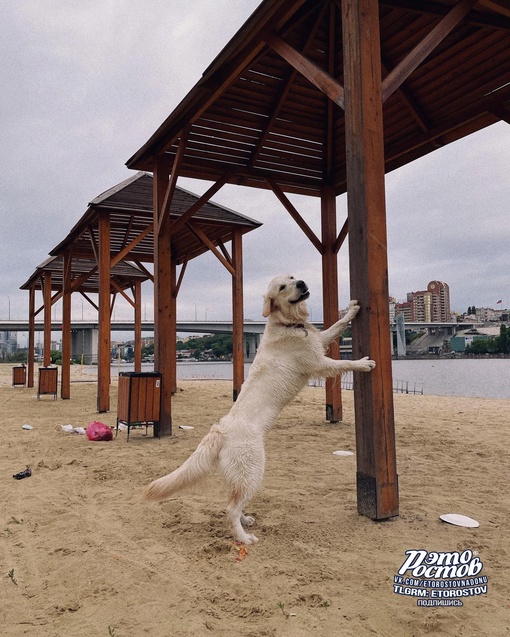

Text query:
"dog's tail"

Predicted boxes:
[[143, 427, 223, 501]]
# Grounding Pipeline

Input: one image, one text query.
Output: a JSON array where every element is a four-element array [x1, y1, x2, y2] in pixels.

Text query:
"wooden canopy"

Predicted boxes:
[[127, 0, 510, 195], [126, 0, 510, 521], [20, 255, 149, 294], [50, 172, 261, 265], [20, 255, 150, 397], [33, 172, 261, 410]]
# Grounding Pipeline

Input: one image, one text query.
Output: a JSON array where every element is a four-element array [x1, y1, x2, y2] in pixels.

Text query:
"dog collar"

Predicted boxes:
[[282, 322, 308, 335]]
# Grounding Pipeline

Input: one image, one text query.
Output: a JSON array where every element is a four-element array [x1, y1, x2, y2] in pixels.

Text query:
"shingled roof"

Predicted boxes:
[[50, 172, 261, 264], [20, 255, 149, 294]]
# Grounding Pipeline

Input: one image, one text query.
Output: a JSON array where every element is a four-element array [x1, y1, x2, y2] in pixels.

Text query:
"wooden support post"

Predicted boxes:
[[342, 0, 399, 519], [321, 186, 342, 422], [43, 272, 52, 367], [154, 155, 174, 435], [134, 280, 142, 372], [97, 213, 111, 412], [61, 251, 72, 399], [27, 286, 35, 388], [170, 259, 177, 395], [232, 229, 244, 401]]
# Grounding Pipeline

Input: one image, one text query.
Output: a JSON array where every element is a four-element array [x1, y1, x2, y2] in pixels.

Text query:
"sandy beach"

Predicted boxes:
[[1, 362, 509, 636]]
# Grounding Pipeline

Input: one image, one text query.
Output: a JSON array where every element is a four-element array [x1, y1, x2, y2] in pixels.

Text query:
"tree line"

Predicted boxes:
[[465, 325, 510, 355]]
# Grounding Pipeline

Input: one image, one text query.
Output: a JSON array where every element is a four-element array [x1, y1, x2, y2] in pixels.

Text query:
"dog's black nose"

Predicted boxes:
[[296, 280, 307, 291]]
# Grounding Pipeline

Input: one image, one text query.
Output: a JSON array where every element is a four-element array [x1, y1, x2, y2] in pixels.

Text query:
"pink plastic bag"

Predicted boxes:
[[86, 421, 113, 441]]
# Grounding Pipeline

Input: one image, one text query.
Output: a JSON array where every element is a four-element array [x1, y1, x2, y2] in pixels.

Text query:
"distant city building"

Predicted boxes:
[[0, 331, 17, 358], [404, 281, 451, 322], [394, 301, 412, 323], [473, 307, 501, 323]]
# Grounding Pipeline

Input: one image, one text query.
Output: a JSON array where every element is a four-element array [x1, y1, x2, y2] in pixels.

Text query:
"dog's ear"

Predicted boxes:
[[262, 294, 273, 317]]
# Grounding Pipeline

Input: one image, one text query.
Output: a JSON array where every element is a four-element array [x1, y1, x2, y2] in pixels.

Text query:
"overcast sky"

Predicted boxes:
[[1, 0, 510, 331]]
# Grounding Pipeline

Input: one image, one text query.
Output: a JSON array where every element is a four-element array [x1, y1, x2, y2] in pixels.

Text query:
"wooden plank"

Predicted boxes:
[[134, 280, 142, 372], [250, 2, 329, 169], [231, 230, 244, 401], [28, 286, 35, 388], [170, 260, 178, 396], [321, 185, 342, 422], [265, 32, 345, 110], [157, 132, 189, 237], [382, 0, 479, 102], [111, 224, 154, 267], [342, 0, 399, 520], [43, 272, 52, 367], [153, 154, 173, 435], [110, 280, 135, 307], [97, 213, 111, 413], [186, 223, 236, 275], [61, 250, 72, 399], [267, 178, 324, 253], [478, 0, 510, 19], [170, 174, 229, 235]]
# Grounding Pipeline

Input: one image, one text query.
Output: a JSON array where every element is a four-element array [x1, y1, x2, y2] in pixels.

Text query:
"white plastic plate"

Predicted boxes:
[[333, 450, 354, 456], [440, 513, 479, 528]]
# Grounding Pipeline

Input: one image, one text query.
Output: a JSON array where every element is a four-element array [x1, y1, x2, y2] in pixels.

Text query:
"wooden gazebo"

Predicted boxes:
[[20, 255, 150, 398], [48, 172, 261, 414], [126, 0, 510, 520]]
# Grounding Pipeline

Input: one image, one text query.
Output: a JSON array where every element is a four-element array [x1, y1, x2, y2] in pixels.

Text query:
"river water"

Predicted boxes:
[[110, 358, 510, 400]]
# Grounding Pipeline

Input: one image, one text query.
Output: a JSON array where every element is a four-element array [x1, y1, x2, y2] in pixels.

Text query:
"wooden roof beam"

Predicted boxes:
[[186, 222, 236, 276], [169, 174, 230, 235], [88, 224, 99, 264], [249, 3, 329, 169], [120, 215, 134, 252], [478, 0, 510, 19], [111, 280, 135, 308], [111, 223, 153, 267], [380, 0, 510, 29], [490, 103, 510, 125], [217, 239, 234, 268], [266, 177, 324, 254], [157, 130, 189, 237], [325, 1, 337, 181], [70, 266, 99, 292], [175, 259, 188, 297], [381, 59, 430, 132], [386, 85, 510, 162], [265, 31, 345, 110], [132, 260, 154, 283], [79, 291, 99, 312], [131, 1, 310, 162], [382, 0, 479, 103], [333, 218, 348, 255]]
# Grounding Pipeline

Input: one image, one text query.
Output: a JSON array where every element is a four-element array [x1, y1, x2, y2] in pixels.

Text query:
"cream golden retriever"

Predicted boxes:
[[144, 274, 375, 544]]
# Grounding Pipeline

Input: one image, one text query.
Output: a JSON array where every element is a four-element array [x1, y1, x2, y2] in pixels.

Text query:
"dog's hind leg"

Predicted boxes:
[[226, 487, 261, 545], [221, 447, 264, 544]]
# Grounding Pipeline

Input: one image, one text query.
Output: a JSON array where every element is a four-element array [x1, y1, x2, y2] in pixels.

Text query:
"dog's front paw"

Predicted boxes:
[[346, 300, 360, 319], [356, 356, 376, 372]]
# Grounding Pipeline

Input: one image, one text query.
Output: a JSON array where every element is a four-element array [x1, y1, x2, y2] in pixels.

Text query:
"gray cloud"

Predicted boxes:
[[1, 0, 509, 329]]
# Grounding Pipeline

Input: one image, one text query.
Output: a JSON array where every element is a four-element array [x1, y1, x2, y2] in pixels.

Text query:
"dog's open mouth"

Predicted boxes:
[[290, 290, 310, 304]]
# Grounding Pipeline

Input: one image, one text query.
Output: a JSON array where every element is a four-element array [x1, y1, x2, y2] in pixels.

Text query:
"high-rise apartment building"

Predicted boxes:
[[404, 281, 451, 322]]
